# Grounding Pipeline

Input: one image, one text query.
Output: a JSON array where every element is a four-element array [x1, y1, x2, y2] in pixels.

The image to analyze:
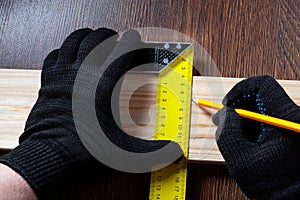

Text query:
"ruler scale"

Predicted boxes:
[[146, 43, 194, 200]]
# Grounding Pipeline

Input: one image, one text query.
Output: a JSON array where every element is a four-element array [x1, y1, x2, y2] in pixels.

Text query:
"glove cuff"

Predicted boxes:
[[0, 139, 73, 199]]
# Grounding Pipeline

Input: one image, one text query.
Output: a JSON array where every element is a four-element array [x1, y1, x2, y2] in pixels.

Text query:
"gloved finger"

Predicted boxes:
[[57, 28, 93, 64], [223, 76, 298, 120], [77, 27, 118, 62], [212, 108, 228, 142], [43, 49, 59, 69], [102, 29, 141, 73], [212, 107, 226, 126], [214, 107, 253, 146]]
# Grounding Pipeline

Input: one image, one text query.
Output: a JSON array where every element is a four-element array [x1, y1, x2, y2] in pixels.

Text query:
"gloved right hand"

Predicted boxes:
[[213, 76, 300, 199]]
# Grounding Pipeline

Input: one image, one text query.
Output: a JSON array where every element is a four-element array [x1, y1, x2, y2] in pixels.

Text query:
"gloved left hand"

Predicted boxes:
[[0, 28, 182, 199]]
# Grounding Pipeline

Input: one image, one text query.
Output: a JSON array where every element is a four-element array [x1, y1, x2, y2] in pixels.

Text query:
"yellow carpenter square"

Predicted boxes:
[[149, 44, 193, 200]]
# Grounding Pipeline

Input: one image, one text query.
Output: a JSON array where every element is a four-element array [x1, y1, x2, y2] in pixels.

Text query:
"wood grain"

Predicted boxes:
[[1, 69, 299, 163], [0, 69, 39, 149], [1, 0, 299, 199], [0, 0, 299, 80]]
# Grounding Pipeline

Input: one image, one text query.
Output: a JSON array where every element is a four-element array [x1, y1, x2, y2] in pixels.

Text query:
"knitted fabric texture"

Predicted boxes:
[[0, 28, 182, 199], [213, 76, 300, 199]]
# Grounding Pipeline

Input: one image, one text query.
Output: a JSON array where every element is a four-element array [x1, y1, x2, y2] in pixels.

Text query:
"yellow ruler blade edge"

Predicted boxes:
[[149, 45, 194, 200]]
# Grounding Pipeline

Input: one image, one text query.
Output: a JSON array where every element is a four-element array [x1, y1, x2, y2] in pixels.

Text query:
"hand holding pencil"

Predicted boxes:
[[207, 75, 300, 199], [193, 99, 300, 133]]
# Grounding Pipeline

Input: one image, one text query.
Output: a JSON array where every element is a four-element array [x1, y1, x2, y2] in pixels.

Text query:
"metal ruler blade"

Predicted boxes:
[[149, 43, 194, 200]]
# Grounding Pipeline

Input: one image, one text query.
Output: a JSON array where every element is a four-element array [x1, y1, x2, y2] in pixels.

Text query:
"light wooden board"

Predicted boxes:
[[0, 69, 299, 163]]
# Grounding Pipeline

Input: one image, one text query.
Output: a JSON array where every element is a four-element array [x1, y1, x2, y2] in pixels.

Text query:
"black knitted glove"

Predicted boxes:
[[0, 28, 182, 199], [213, 76, 300, 199]]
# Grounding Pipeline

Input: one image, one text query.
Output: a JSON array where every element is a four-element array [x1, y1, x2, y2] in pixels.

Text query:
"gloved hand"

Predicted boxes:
[[0, 28, 182, 199], [213, 76, 300, 199]]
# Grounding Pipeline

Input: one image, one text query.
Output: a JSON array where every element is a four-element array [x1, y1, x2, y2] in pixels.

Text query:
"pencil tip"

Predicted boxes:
[[191, 97, 198, 105]]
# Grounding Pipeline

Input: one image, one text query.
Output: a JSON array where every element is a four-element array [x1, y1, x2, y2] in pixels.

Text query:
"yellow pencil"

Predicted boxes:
[[193, 98, 300, 133]]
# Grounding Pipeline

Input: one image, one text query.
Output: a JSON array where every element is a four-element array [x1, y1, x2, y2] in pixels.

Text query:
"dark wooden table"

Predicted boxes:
[[1, 0, 299, 199]]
